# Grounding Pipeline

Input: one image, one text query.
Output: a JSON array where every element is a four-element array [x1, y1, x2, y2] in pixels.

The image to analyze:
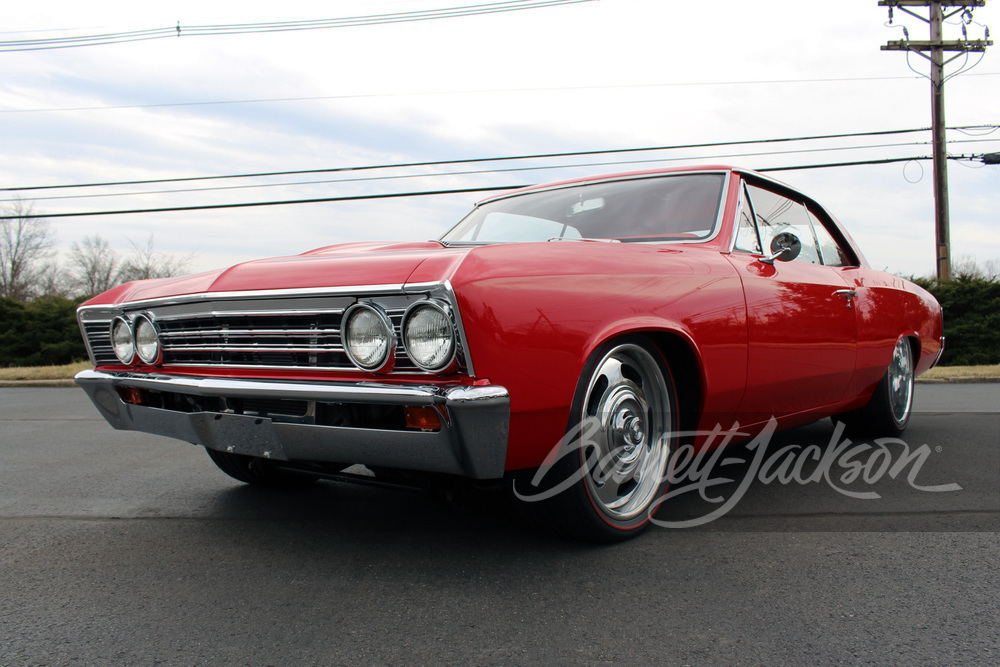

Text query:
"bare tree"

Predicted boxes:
[[37, 261, 71, 298], [68, 235, 121, 297], [952, 255, 1000, 281], [0, 198, 54, 301], [117, 234, 192, 282]]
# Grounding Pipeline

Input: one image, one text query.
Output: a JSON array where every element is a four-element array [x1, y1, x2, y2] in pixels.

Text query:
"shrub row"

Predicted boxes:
[[0, 296, 88, 367], [913, 275, 1000, 366], [1, 276, 996, 368]]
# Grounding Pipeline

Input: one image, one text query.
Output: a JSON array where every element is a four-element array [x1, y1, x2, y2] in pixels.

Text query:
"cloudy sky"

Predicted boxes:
[[2, 0, 998, 278]]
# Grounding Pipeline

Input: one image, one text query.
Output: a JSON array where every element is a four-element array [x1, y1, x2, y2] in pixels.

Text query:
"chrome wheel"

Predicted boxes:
[[838, 335, 916, 437], [580, 343, 673, 522], [888, 337, 914, 427]]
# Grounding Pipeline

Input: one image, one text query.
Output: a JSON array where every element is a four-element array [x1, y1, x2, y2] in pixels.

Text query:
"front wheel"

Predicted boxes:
[[512, 337, 677, 542], [838, 336, 914, 437]]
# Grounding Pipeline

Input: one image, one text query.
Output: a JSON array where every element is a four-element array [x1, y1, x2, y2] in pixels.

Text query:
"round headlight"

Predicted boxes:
[[134, 315, 160, 364], [403, 301, 456, 372], [342, 304, 395, 372], [110, 317, 135, 365]]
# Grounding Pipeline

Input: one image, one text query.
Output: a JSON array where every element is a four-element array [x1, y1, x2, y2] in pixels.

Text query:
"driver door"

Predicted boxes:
[[727, 182, 858, 424]]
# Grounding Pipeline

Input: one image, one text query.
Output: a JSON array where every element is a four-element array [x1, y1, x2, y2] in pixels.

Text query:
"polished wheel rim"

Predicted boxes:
[[888, 338, 914, 427], [580, 344, 672, 522]]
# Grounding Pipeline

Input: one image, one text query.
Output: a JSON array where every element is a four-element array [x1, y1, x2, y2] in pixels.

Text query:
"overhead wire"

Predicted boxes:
[[6, 136, 999, 205], [5, 155, 978, 221], [0, 0, 596, 52], [13, 125, 1000, 193]]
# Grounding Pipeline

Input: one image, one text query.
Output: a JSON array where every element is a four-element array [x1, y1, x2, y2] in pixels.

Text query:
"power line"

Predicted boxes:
[[0, 1, 596, 52], [4, 155, 965, 221], [10, 125, 997, 193], [760, 155, 939, 172], [3, 185, 525, 219], [7, 136, 999, 205]]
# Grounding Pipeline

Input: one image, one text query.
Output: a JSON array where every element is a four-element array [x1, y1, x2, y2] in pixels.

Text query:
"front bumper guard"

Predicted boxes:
[[75, 370, 510, 480]]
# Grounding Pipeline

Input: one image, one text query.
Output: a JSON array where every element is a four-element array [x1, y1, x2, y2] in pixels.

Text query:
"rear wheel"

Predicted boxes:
[[512, 337, 677, 542], [206, 448, 318, 489], [839, 336, 914, 437]]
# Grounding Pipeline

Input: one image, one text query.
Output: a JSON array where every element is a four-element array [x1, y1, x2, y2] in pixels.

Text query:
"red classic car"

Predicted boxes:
[[75, 165, 944, 541]]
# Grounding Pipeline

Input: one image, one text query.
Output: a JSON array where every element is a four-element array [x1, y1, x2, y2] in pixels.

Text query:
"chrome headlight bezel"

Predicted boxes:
[[110, 316, 136, 365], [402, 300, 458, 373], [133, 314, 161, 365], [342, 302, 396, 373]]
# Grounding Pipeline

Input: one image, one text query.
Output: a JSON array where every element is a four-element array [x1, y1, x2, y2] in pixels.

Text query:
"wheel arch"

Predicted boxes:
[[905, 332, 922, 360], [582, 324, 705, 438]]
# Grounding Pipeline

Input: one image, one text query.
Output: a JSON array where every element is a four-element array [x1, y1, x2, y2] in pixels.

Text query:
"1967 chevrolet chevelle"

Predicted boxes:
[[75, 165, 944, 541]]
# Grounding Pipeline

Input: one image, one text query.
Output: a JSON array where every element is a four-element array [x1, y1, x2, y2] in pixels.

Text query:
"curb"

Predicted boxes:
[[916, 377, 1000, 384], [0, 379, 78, 388]]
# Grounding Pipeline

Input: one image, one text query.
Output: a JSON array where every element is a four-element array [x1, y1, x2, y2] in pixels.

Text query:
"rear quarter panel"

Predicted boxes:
[[841, 268, 944, 405]]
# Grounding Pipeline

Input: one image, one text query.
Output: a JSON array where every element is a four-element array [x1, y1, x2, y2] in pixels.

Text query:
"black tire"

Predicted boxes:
[[205, 448, 318, 489], [511, 336, 677, 542], [838, 337, 915, 437]]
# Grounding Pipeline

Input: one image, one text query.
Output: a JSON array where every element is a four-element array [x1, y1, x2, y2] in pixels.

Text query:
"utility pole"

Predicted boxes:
[[879, 1, 992, 281]]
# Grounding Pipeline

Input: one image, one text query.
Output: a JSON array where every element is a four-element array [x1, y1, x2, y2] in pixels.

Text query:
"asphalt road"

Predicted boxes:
[[1, 385, 997, 665]]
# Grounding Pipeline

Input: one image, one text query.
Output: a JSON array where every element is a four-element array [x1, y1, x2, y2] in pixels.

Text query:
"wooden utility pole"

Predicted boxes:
[[879, 1, 992, 281]]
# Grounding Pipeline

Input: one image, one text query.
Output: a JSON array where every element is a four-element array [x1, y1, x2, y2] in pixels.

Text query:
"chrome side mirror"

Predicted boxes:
[[761, 232, 802, 264]]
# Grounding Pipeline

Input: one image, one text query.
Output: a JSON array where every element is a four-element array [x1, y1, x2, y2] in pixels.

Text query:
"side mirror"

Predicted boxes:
[[761, 232, 802, 264]]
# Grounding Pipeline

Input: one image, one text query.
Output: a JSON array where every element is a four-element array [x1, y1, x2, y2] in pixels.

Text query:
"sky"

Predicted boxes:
[[1, 0, 998, 279]]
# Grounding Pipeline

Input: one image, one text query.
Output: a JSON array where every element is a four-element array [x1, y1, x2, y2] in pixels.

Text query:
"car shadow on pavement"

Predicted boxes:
[[182, 411, 997, 552]]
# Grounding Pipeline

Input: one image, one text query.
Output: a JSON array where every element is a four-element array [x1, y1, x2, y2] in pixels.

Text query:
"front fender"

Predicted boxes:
[[449, 243, 748, 470]]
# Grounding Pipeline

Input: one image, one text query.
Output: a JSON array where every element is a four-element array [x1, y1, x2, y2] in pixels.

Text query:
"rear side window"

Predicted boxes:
[[744, 184, 820, 265], [734, 181, 858, 267], [807, 209, 853, 267]]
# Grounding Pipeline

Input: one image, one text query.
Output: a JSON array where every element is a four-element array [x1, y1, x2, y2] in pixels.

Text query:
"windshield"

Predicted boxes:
[[441, 173, 726, 244]]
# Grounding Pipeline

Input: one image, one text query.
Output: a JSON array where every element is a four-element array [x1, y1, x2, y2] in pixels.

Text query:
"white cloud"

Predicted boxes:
[[1, 0, 997, 278]]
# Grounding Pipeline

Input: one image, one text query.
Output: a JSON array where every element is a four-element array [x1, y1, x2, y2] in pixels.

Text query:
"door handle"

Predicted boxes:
[[834, 289, 857, 309]]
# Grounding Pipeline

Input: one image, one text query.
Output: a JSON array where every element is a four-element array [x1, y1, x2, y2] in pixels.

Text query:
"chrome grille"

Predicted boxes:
[[77, 292, 461, 374], [82, 318, 116, 365], [155, 309, 351, 368]]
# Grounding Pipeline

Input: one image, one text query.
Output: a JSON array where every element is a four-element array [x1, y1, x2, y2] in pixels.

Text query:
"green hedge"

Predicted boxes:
[[1, 277, 997, 368], [0, 296, 88, 367], [912, 275, 1000, 366]]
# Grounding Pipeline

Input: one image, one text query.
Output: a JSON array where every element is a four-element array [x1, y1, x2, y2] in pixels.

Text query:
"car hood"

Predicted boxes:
[[84, 241, 473, 306]]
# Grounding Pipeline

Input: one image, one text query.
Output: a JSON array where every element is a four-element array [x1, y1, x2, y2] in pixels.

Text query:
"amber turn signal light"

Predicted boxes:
[[115, 386, 147, 405], [404, 406, 442, 432]]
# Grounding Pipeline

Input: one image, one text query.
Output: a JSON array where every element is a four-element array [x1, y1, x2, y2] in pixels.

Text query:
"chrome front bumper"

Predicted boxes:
[[75, 370, 510, 479]]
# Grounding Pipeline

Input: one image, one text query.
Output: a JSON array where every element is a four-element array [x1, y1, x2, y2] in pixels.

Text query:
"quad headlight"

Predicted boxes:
[[342, 303, 395, 372], [110, 314, 161, 365], [403, 300, 456, 372], [110, 316, 135, 365], [133, 314, 161, 364]]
